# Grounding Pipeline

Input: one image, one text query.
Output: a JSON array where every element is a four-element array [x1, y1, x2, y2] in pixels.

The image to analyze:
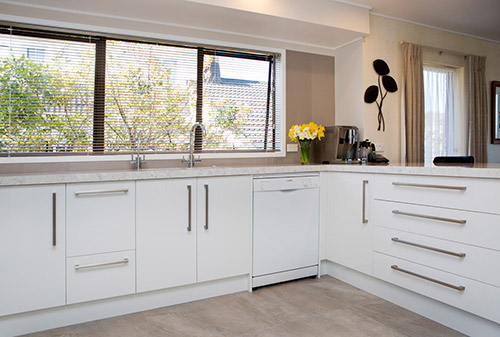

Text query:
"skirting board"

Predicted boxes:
[[320, 260, 500, 337], [0, 275, 249, 337]]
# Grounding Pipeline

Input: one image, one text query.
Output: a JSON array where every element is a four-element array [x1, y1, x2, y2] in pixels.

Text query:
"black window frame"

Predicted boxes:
[[0, 24, 278, 156]]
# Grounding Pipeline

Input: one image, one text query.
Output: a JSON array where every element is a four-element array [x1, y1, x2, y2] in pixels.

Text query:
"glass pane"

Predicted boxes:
[[423, 65, 460, 165], [105, 40, 197, 152], [202, 54, 274, 151], [0, 32, 95, 154]]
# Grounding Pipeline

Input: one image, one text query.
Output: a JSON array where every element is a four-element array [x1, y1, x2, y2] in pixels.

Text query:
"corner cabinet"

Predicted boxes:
[[136, 175, 251, 293], [0, 184, 66, 316], [326, 172, 374, 275]]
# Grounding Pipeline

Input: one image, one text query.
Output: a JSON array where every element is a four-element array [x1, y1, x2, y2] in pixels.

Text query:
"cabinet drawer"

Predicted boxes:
[[372, 200, 500, 250], [374, 227, 500, 287], [373, 252, 500, 324], [66, 250, 135, 304], [67, 182, 135, 256], [371, 174, 500, 214]]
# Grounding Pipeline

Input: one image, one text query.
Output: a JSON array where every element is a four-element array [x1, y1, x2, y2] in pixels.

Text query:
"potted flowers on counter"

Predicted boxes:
[[289, 122, 325, 164]]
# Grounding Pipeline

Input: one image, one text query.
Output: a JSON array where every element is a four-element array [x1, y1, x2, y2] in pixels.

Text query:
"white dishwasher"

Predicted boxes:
[[252, 173, 320, 288]]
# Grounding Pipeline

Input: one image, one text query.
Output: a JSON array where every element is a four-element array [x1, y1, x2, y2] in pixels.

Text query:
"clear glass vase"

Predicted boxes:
[[298, 139, 312, 164]]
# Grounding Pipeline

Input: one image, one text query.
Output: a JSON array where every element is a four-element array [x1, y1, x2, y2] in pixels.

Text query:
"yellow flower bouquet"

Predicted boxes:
[[289, 122, 325, 164]]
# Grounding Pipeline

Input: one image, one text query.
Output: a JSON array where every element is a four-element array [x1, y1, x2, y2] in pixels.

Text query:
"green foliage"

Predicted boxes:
[[0, 55, 54, 152], [0, 53, 94, 152], [204, 98, 249, 150], [104, 42, 196, 152], [0, 41, 253, 154]]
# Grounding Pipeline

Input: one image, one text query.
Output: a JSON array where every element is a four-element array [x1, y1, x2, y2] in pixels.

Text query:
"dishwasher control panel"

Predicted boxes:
[[253, 174, 320, 192]]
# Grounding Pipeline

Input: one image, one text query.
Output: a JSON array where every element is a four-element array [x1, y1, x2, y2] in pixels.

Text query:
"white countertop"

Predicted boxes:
[[1, 163, 500, 186]]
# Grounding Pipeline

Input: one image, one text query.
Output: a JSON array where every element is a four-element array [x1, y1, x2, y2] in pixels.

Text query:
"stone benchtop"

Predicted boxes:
[[1, 163, 500, 186]]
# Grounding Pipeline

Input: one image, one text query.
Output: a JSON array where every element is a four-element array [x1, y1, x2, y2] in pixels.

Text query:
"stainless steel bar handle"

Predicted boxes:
[[392, 182, 467, 191], [392, 210, 466, 225], [362, 180, 368, 224], [75, 258, 129, 271], [391, 237, 466, 258], [187, 185, 192, 232], [391, 265, 465, 291], [52, 192, 57, 247], [204, 184, 209, 230], [74, 188, 129, 196]]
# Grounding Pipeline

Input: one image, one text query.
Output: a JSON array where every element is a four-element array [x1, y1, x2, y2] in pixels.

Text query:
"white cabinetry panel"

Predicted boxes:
[[327, 172, 373, 275], [136, 179, 197, 293], [371, 174, 500, 215], [66, 182, 135, 256], [374, 226, 500, 287], [197, 176, 251, 283], [0, 185, 65, 316], [373, 252, 500, 324], [66, 250, 135, 304], [372, 199, 500, 251]]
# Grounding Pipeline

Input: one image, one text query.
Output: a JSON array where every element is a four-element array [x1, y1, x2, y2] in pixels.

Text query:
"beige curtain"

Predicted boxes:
[[468, 55, 488, 163], [402, 43, 425, 163]]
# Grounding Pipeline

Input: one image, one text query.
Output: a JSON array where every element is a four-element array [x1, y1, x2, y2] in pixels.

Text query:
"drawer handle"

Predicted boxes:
[[75, 258, 129, 270], [392, 210, 466, 225], [52, 192, 57, 247], [187, 185, 192, 232], [391, 237, 466, 258], [362, 180, 368, 224], [391, 265, 465, 291], [392, 182, 466, 191], [204, 184, 209, 230], [74, 188, 129, 196]]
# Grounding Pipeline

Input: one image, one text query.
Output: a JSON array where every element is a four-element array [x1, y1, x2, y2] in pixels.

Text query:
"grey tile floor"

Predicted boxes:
[[24, 276, 464, 337]]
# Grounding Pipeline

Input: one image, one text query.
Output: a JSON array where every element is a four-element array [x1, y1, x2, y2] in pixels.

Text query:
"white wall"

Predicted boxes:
[[360, 15, 500, 163], [334, 39, 365, 138], [0, 0, 368, 56]]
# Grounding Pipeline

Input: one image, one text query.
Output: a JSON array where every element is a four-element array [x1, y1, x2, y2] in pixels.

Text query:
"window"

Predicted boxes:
[[423, 64, 464, 165], [0, 26, 280, 157], [26, 47, 45, 62], [0, 29, 96, 154]]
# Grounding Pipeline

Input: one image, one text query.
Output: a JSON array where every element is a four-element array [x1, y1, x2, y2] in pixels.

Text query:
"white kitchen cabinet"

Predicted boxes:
[[371, 174, 500, 215], [373, 252, 500, 324], [66, 181, 135, 256], [374, 226, 500, 288], [136, 179, 197, 292], [326, 172, 374, 275], [371, 173, 500, 325], [67, 250, 135, 304], [372, 199, 500, 251], [196, 176, 252, 282], [136, 175, 251, 290], [0, 185, 65, 316]]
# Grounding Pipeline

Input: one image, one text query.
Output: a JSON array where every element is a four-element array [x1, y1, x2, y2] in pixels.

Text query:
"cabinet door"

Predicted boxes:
[[66, 181, 135, 256], [197, 176, 251, 282], [327, 172, 373, 275], [0, 185, 65, 316], [136, 179, 197, 292]]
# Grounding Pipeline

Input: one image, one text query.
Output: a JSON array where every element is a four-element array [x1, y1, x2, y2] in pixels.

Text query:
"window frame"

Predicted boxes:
[[0, 23, 285, 162], [422, 62, 466, 165]]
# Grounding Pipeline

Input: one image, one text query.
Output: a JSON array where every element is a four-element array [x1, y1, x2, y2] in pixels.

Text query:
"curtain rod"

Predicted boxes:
[[399, 40, 484, 59]]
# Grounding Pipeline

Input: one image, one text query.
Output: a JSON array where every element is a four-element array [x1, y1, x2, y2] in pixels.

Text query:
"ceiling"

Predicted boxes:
[[349, 0, 500, 42]]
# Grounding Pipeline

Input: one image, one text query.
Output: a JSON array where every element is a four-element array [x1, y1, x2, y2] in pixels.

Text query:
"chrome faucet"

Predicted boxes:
[[182, 122, 206, 168], [131, 131, 146, 170]]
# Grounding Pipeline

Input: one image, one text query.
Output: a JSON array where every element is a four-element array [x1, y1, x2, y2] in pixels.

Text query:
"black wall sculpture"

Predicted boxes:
[[364, 59, 398, 131]]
